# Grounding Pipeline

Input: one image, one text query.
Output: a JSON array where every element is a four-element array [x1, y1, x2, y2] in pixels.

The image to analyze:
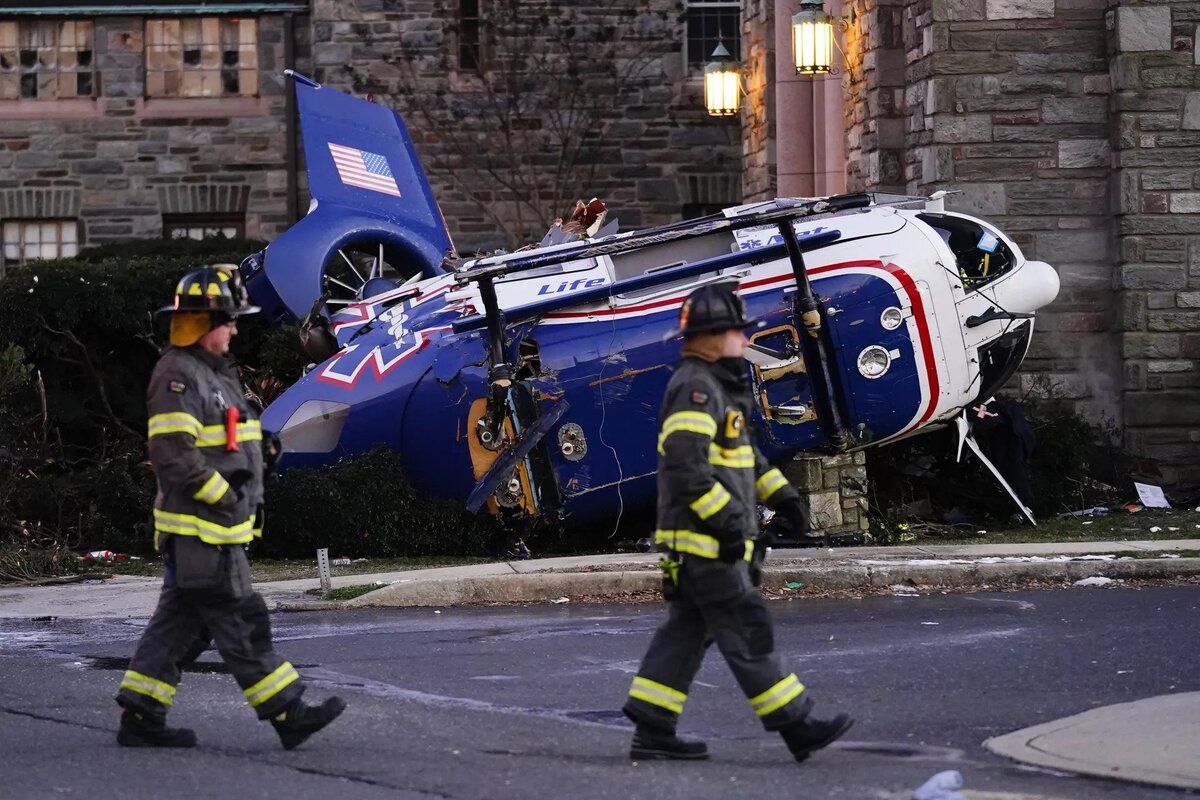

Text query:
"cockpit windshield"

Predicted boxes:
[[918, 213, 1015, 291]]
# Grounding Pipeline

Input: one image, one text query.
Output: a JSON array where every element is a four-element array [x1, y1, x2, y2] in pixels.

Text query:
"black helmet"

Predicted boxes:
[[668, 282, 757, 338], [158, 265, 260, 319]]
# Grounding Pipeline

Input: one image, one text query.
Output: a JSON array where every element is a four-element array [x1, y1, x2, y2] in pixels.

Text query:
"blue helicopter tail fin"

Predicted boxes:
[[244, 72, 454, 322]]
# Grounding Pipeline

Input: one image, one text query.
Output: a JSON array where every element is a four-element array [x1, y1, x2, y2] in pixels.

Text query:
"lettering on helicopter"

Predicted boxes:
[[536, 277, 607, 296]]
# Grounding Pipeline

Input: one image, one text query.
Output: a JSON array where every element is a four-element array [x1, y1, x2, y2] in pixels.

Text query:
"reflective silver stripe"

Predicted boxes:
[[690, 482, 731, 520], [749, 674, 805, 717], [653, 529, 722, 559], [657, 411, 717, 454], [119, 670, 176, 706], [708, 443, 755, 468], [756, 468, 789, 501], [153, 509, 256, 545], [243, 662, 300, 708], [629, 676, 686, 714], [193, 471, 229, 505]]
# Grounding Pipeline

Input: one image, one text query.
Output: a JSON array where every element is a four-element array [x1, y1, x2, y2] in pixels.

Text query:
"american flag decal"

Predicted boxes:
[[328, 142, 402, 197]]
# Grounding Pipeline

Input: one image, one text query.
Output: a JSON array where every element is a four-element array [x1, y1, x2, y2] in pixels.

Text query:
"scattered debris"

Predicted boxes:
[[912, 769, 965, 800], [890, 584, 919, 596], [921, 621, 939, 626], [1150, 526, 1162, 533], [1059, 506, 1109, 517], [82, 550, 128, 561], [785, 581, 803, 590], [330, 557, 352, 566], [1134, 482, 1171, 509], [1074, 576, 1121, 587], [550, 596, 570, 604]]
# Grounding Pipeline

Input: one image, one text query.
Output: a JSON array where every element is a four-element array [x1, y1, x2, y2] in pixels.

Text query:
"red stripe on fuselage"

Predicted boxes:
[[540, 258, 940, 431]]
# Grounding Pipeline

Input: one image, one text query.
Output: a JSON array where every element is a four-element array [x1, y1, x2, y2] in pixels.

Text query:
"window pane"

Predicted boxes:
[[3, 244, 19, 260], [62, 241, 77, 258], [40, 222, 57, 240], [23, 224, 39, 244], [39, 243, 57, 259], [685, 3, 741, 68], [61, 223, 76, 243]]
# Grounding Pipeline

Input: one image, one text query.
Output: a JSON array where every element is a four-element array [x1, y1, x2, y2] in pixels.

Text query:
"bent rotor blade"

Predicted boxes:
[[962, 433, 1037, 527]]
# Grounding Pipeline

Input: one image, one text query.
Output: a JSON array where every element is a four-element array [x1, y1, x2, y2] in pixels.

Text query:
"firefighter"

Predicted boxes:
[[115, 266, 346, 749], [622, 282, 853, 762]]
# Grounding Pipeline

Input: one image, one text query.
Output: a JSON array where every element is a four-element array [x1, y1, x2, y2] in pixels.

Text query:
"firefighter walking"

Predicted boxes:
[[622, 282, 853, 762], [115, 266, 345, 750]]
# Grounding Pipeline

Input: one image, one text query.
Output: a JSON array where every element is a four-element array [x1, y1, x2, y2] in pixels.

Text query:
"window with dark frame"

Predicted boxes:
[[162, 214, 245, 241], [459, 0, 482, 71], [684, 0, 741, 71], [0, 20, 95, 101], [1, 219, 79, 268], [145, 16, 258, 98]]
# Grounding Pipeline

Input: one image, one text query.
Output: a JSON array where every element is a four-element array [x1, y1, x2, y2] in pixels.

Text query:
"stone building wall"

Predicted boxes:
[[1109, 0, 1200, 482], [0, 14, 296, 245], [742, 0, 778, 202], [844, 0, 907, 193], [307, 0, 744, 255]]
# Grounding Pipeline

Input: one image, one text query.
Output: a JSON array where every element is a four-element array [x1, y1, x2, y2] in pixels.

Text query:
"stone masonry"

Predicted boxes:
[[0, 14, 295, 244], [306, 0, 744, 255], [833, 0, 1199, 482]]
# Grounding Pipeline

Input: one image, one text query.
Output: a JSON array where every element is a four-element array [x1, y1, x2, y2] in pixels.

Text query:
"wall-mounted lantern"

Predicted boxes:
[[792, 0, 835, 75], [703, 41, 740, 117]]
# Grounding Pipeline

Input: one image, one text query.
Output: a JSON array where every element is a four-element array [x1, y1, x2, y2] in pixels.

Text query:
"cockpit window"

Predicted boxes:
[[918, 213, 1015, 291]]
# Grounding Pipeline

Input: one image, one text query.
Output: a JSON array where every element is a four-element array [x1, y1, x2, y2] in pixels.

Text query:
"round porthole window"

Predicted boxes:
[[857, 346, 891, 379], [880, 306, 903, 330]]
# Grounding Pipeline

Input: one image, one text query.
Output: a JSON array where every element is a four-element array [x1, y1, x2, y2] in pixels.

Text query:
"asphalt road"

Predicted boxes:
[[1, 586, 1198, 799]]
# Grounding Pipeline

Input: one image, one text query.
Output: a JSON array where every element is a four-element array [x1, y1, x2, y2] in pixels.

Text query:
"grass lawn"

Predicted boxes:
[[914, 507, 1200, 546]]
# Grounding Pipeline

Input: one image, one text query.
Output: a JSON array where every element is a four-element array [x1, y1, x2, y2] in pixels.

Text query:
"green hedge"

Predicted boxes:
[[0, 239, 495, 564]]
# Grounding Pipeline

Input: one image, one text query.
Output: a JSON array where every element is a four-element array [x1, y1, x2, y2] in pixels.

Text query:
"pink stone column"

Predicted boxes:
[[774, 0, 847, 197]]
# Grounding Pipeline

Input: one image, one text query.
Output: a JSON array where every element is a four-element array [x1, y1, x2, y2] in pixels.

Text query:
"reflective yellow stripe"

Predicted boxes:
[[244, 662, 300, 708], [690, 482, 731, 520], [744, 539, 755, 562], [756, 468, 790, 501], [147, 412, 202, 439], [653, 529, 722, 559], [153, 509, 256, 545], [708, 443, 756, 468], [750, 674, 805, 717], [119, 670, 176, 706], [195, 420, 262, 448], [193, 471, 230, 505], [657, 411, 717, 454], [628, 676, 686, 714]]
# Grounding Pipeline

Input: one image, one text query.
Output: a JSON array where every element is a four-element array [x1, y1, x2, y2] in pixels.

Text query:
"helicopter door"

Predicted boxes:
[[746, 324, 825, 450]]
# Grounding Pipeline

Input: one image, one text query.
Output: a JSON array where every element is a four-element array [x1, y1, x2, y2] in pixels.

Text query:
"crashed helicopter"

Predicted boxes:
[[241, 72, 1060, 537]]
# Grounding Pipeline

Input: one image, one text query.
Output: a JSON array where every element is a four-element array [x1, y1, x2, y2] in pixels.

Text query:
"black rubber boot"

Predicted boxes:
[[630, 724, 709, 760], [116, 709, 197, 748], [780, 713, 853, 762], [271, 696, 347, 751]]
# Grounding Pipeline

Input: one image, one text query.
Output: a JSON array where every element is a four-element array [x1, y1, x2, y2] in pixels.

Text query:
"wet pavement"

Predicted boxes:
[[1, 586, 1198, 799]]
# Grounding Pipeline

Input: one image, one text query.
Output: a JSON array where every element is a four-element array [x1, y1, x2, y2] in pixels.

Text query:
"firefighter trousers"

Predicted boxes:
[[116, 542, 304, 721], [623, 556, 812, 732]]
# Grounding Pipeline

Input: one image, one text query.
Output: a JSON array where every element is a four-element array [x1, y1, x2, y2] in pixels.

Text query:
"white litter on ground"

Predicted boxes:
[[1074, 576, 1121, 587], [890, 584, 919, 596], [550, 596, 570, 604], [1150, 526, 1162, 533]]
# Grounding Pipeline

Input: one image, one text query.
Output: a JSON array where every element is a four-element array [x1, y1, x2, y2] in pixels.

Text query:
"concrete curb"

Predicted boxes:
[[330, 556, 1200, 609], [985, 692, 1200, 791]]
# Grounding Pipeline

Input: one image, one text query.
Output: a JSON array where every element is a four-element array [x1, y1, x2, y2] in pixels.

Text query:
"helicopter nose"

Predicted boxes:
[[1010, 259, 1059, 313]]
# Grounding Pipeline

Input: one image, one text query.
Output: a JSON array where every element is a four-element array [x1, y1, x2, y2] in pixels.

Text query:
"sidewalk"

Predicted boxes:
[[2, 539, 1198, 618], [986, 692, 1200, 791]]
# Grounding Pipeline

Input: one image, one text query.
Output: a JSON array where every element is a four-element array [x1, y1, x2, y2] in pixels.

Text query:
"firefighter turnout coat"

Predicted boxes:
[[653, 355, 799, 561], [146, 345, 263, 547], [623, 354, 814, 734]]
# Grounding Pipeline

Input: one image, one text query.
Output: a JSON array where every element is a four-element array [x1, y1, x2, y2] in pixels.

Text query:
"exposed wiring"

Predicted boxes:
[[597, 285, 625, 539]]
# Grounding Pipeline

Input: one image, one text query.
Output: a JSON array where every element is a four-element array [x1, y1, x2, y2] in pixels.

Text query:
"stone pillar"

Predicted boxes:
[[781, 452, 870, 536], [844, 0, 907, 193], [1110, 0, 1200, 484]]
